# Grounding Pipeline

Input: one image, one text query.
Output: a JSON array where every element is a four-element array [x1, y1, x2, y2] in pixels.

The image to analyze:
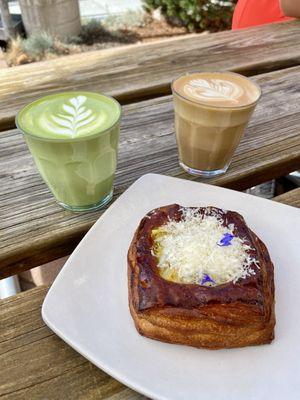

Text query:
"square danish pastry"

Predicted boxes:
[[128, 205, 275, 349]]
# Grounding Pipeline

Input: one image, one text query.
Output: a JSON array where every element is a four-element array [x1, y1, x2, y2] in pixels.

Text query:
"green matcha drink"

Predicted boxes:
[[16, 92, 121, 211]]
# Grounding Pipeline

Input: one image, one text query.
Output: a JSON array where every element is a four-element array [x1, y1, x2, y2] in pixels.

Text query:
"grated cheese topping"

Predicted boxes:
[[151, 207, 259, 286]]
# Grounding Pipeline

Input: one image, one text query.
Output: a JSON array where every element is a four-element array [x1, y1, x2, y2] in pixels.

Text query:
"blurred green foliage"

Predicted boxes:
[[21, 32, 55, 57], [143, 0, 237, 32]]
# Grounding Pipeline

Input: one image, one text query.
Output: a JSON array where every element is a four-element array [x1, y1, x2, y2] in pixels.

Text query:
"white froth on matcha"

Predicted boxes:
[[49, 95, 102, 138], [152, 207, 259, 286], [17, 92, 121, 140]]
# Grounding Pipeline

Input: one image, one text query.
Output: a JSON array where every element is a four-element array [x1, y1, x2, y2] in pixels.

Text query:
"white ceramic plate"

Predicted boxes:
[[42, 174, 300, 400]]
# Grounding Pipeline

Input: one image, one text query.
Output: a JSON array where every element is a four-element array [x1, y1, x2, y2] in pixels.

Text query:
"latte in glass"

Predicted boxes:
[[172, 72, 261, 177], [16, 92, 121, 211]]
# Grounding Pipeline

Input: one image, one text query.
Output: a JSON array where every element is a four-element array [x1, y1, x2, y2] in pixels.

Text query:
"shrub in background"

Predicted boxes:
[[20, 32, 55, 58], [102, 10, 146, 31], [6, 33, 78, 66], [5, 19, 139, 66], [143, 0, 237, 32], [71, 20, 138, 45], [20, 32, 77, 60]]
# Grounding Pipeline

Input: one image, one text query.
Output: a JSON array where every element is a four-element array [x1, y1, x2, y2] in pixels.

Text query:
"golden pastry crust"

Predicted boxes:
[[128, 205, 275, 349]]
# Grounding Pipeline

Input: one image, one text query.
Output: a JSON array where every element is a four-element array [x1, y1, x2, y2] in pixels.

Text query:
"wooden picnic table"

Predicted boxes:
[[1, 20, 300, 399]]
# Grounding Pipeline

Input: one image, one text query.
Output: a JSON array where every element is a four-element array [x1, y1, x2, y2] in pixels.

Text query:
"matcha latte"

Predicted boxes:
[[16, 92, 121, 211]]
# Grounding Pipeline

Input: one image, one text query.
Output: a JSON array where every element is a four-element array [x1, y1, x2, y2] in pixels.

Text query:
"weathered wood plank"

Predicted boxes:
[[0, 286, 148, 400], [0, 21, 300, 131], [0, 188, 299, 399], [273, 187, 300, 207], [1, 66, 300, 279]]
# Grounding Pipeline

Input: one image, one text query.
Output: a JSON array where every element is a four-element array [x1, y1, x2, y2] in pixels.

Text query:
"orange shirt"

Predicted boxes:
[[232, 0, 294, 29]]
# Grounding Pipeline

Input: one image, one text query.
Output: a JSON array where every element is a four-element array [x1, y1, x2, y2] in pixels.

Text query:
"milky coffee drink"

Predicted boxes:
[[16, 92, 121, 211], [172, 72, 261, 176]]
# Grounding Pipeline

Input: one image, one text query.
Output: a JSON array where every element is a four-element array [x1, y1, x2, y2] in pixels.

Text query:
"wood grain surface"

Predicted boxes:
[[0, 286, 148, 400], [1, 66, 300, 279], [0, 20, 299, 131], [273, 187, 300, 207], [0, 189, 299, 400]]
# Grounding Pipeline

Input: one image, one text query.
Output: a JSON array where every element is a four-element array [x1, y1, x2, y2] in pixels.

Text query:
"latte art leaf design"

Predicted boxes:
[[51, 95, 97, 137], [184, 79, 243, 102]]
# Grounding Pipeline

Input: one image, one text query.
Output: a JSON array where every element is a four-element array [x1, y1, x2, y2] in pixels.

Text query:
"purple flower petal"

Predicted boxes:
[[217, 233, 234, 247], [200, 274, 215, 285]]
